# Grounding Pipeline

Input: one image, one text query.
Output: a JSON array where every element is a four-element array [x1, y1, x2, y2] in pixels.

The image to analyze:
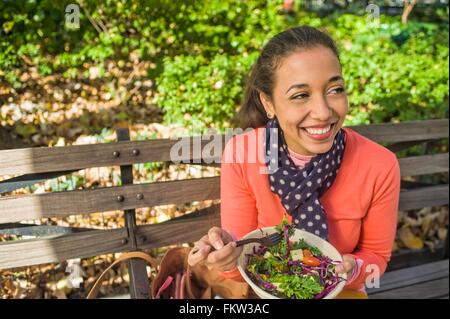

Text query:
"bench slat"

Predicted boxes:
[[136, 205, 220, 251], [367, 260, 449, 294], [0, 136, 223, 176], [1, 151, 447, 195], [399, 185, 449, 211], [349, 119, 448, 144], [0, 228, 129, 269], [0, 179, 446, 224], [0, 177, 220, 224], [399, 153, 449, 177], [0, 120, 447, 176], [0, 205, 219, 269], [368, 277, 449, 299]]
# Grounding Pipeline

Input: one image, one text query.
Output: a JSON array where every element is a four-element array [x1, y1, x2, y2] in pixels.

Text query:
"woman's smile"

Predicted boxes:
[[299, 122, 338, 141]]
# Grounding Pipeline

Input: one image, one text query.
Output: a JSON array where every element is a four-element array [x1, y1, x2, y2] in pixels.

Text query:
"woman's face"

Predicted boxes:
[[260, 46, 348, 156]]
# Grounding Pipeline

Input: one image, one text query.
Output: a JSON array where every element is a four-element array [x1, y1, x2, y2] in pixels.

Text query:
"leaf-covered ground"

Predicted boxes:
[[0, 54, 162, 148]]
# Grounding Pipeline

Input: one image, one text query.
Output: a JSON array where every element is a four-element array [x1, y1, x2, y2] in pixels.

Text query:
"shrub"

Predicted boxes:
[[1, 0, 448, 129]]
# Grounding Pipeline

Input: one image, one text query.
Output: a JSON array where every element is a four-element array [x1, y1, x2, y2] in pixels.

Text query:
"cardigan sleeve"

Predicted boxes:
[[220, 137, 258, 241], [218, 137, 258, 280], [345, 156, 401, 290]]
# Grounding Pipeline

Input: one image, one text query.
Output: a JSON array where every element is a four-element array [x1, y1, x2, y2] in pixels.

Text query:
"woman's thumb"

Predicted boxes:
[[208, 227, 224, 250]]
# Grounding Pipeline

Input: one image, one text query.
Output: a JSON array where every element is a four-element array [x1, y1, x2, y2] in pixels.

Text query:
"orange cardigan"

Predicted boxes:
[[220, 127, 401, 291]]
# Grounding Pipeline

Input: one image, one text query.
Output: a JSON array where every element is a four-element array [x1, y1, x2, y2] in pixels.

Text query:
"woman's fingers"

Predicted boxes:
[[205, 242, 244, 272], [336, 255, 356, 274], [208, 227, 226, 249], [188, 240, 212, 267], [189, 227, 240, 271], [206, 241, 237, 264], [213, 245, 243, 270]]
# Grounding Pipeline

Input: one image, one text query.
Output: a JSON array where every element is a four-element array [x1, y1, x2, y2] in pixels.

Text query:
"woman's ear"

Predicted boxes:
[[259, 92, 276, 118]]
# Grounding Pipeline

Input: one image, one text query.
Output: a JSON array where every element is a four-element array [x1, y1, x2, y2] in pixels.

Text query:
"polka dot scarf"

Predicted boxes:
[[264, 117, 347, 240]]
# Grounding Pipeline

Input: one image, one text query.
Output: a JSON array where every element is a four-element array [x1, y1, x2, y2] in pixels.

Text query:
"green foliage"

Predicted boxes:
[[47, 174, 86, 192], [153, 0, 298, 129], [155, 52, 259, 130], [333, 13, 449, 125], [154, 2, 449, 128], [1, 0, 448, 128]]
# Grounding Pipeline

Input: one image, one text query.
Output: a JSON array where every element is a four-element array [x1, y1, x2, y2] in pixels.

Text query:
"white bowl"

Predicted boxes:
[[237, 227, 347, 299]]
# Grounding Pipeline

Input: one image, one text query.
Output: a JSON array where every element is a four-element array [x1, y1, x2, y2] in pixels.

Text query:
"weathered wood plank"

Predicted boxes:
[[136, 204, 221, 250], [349, 119, 448, 144], [367, 260, 449, 294], [0, 228, 129, 269], [387, 140, 433, 153], [0, 205, 220, 269], [368, 277, 449, 299], [399, 185, 449, 211], [0, 120, 447, 176], [399, 153, 449, 177], [1, 179, 446, 224], [0, 177, 220, 224], [0, 136, 224, 176]]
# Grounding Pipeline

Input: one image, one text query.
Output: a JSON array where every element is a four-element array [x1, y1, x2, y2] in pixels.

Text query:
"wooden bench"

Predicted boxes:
[[367, 260, 449, 299], [0, 119, 448, 299]]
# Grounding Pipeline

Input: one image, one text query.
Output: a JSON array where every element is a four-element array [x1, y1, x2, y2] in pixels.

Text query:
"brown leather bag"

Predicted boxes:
[[87, 247, 249, 299]]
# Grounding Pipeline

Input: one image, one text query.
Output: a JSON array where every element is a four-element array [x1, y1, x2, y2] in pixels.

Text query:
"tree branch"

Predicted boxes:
[[402, 0, 417, 24]]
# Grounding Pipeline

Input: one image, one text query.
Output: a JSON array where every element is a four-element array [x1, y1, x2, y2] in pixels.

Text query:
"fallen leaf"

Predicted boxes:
[[13, 285, 25, 299], [421, 214, 434, 237], [399, 227, 424, 250], [14, 124, 37, 138], [438, 227, 448, 241]]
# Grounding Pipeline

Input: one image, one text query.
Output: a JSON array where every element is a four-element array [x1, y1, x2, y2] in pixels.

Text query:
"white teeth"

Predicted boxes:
[[304, 125, 331, 135]]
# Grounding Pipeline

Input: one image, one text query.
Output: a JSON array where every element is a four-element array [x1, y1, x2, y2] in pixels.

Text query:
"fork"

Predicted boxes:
[[191, 232, 284, 255], [235, 232, 284, 248]]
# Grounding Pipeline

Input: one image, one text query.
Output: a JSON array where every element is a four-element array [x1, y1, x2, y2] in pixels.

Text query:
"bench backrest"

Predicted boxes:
[[0, 119, 448, 272]]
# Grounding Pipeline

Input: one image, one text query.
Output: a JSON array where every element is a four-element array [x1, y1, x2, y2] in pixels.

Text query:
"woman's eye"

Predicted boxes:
[[291, 93, 309, 100], [329, 87, 345, 94]]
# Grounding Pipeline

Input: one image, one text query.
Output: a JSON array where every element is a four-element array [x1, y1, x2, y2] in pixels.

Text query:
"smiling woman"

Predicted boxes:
[[240, 26, 348, 156], [187, 26, 401, 299], [260, 48, 347, 156]]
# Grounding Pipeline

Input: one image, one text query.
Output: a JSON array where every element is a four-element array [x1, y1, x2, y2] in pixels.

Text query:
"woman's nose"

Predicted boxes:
[[310, 95, 333, 121]]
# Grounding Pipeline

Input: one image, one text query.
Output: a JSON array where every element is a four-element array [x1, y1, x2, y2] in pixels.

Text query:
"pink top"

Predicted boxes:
[[287, 147, 314, 169], [219, 127, 401, 292]]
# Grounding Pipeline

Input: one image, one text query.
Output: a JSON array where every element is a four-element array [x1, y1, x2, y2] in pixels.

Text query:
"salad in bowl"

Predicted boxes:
[[237, 216, 347, 299]]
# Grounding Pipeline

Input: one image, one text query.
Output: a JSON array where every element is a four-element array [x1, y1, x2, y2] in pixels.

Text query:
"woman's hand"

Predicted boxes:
[[335, 254, 356, 278], [188, 227, 243, 272]]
